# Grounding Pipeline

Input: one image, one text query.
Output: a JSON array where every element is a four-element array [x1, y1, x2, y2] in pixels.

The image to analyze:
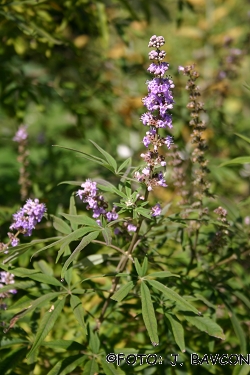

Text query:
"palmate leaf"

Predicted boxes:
[[111, 281, 134, 302], [5, 292, 63, 332], [61, 231, 100, 277], [165, 313, 185, 352], [32, 227, 99, 258], [27, 297, 66, 358], [147, 280, 200, 315], [140, 281, 159, 346]]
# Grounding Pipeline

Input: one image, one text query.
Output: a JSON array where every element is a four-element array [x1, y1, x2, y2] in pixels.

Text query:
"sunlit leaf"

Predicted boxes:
[[140, 281, 159, 345], [111, 281, 134, 302], [27, 298, 66, 357]]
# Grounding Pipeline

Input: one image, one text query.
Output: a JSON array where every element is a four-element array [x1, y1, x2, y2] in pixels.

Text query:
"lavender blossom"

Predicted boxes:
[[0, 272, 17, 298], [151, 203, 162, 217], [13, 124, 28, 142], [9, 199, 46, 242], [135, 35, 174, 191], [127, 224, 137, 232], [77, 179, 118, 223]]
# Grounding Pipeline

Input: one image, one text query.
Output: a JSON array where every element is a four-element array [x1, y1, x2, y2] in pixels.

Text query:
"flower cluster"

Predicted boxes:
[[77, 179, 118, 224], [8, 199, 46, 247], [135, 35, 174, 191], [0, 272, 17, 299]]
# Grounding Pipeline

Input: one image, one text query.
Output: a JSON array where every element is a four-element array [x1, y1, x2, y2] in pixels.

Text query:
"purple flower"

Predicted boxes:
[[164, 136, 173, 149], [148, 62, 169, 77], [77, 179, 119, 224], [13, 124, 28, 142], [127, 224, 137, 232], [0, 272, 17, 298], [151, 203, 162, 217], [9, 199, 46, 237]]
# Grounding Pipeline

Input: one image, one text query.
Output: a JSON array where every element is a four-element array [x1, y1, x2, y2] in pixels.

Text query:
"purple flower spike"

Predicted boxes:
[[135, 35, 174, 191], [9, 199, 46, 238]]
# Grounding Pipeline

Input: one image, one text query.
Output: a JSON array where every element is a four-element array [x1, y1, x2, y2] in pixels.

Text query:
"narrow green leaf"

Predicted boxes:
[[70, 295, 86, 332], [134, 258, 143, 277], [146, 271, 180, 279], [0, 338, 29, 348], [61, 231, 100, 277], [97, 183, 127, 199], [111, 281, 134, 302], [34, 260, 53, 276], [47, 355, 86, 375], [42, 340, 84, 351], [102, 226, 112, 245], [69, 195, 78, 231], [90, 140, 117, 171], [235, 133, 250, 144], [51, 215, 72, 235], [165, 313, 185, 352], [76, 254, 109, 269], [233, 364, 250, 375], [88, 327, 100, 354], [0, 280, 35, 293], [183, 313, 225, 340], [53, 145, 105, 165], [57, 356, 86, 375], [101, 358, 126, 375], [141, 257, 148, 276], [0, 347, 28, 374], [233, 290, 250, 310], [6, 292, 63, 331], [26, 273, 63, 287], [60, 213, 99, 227], [82, 359, 99, 375], [27, 298, 66, 358], [219, 157, 250, 167], [140, 282, 159, 345], [117, 157, 132, 174], [147, 279, 200, 315], [32, 227, 97, 257], [227, 308, 246, 353]]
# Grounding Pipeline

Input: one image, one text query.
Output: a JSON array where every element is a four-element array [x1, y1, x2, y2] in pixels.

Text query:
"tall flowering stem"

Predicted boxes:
[[179, 65, 211, 209], [13, 125, 31, 201], [135, 35, 175, 191], [96, 35, 174, 329]]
